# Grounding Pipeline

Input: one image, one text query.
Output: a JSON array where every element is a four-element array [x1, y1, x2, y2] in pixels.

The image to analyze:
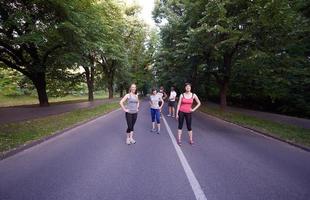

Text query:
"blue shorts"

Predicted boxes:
[[150, 108, 160, 124]]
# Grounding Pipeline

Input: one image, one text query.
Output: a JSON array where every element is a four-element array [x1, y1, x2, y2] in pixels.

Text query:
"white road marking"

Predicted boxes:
[[162, 116, 208, 200]]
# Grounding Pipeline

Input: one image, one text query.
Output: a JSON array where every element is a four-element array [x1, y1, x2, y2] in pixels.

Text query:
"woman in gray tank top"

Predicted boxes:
[[120, 83, 139, 145]]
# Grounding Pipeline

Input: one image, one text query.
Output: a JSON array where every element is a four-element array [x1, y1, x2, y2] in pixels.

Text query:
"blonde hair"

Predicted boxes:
[[129, 83, 137, 94]]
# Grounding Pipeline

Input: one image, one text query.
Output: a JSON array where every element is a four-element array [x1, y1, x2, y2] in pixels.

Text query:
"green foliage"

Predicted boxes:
[[153, 0, 310, 117], [0, 0, 95, 105], [0, 0, 154, 102], [0, 68, 34, 96]]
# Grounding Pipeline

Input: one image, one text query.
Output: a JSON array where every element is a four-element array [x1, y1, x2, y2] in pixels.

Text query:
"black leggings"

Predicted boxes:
[[178, 111, 192, 131], [125, 112, 137, 133]]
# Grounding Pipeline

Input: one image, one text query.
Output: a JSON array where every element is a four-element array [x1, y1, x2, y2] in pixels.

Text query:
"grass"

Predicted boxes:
[[0, 101, 119, 154], [0, 92, 108, 107], [200, 105, 310, 148]]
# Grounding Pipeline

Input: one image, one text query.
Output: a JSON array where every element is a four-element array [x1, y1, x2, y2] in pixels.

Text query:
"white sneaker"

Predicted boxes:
[[126, 138, 131, 145], [167, 114, 171, 117], [130, 138, 136, 144]]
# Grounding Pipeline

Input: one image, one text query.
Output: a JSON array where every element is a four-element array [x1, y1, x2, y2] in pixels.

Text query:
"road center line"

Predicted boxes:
[[162, 116, 208, 200]]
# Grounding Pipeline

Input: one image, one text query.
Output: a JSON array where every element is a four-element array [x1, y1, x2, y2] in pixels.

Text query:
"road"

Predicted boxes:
[[0, 101, 309, 200]]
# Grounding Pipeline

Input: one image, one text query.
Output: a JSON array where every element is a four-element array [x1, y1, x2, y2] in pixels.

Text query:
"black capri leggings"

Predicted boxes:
[[125, 112, 138, 133], [178, 111, 192, 131]]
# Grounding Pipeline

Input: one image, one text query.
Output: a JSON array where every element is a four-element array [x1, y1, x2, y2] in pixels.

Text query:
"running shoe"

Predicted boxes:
[[126, 138, 131, 145], [150, 128, 156, 132], [167, 114, 171, 117], [130, 138, 136, 144]]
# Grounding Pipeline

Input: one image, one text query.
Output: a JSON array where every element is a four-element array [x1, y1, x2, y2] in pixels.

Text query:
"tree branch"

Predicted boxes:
[[0, 42, 24, 65], [42, 44, 63, 65], [0, 57, 29, 76]]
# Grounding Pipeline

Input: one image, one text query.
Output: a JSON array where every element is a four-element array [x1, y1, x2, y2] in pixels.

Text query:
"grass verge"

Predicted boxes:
[[0, 92, 108, 107], [0, 102, 119, 154], [200, 105, 310, 148]]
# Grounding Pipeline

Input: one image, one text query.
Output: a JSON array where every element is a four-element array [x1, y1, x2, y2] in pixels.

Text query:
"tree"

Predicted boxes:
[[124, 3, 154, 95], [153, 0, 310, 116], [0, 0, 74, 105], [94, 1, 127, 99], [0, 0, 103, 105]]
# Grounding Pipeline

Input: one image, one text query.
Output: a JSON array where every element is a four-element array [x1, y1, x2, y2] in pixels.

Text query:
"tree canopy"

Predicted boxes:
[[153, 0, 310, 117], [0, 0, 155, 105]]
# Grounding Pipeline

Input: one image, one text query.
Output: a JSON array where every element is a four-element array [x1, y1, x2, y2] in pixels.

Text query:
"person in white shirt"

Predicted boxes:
[[149, 88, 164, 134], [167, 87, 177, 117], [157, 86, 167, 115]]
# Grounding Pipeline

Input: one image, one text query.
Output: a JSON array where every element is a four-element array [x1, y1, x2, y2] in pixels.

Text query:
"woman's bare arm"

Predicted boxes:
[[176, 94, 183, 119], [137, 95, 140, 111], [163, 92, 168, 100], [119, 94, 129, 112], [191, 94, 201, 112], [149, 96, 153, 106], [159, 97, 164, 109]]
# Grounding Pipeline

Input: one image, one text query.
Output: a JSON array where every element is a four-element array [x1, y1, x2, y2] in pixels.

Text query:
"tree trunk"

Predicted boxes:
[[32, 72, 49, 106], [219, 81, 228, 110], [100, 58, 115, 99], [107, 60, 115, 99], [84, 66, 94, 101], [90, 67, 94, 100], [108, 79, 113, 99], [119, 86, 124, 97], [219, 52, 233, 110]]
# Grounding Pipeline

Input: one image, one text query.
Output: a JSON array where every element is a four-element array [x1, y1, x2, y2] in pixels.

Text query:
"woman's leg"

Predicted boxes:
[[130, 113, 138, 140], [168, 103, 172, 116], [184, 113, 193, 143], [155, 109, 161, 133], [178, 112, 185, 144], [125, 113, 132, 144], [151, 108, 156, 130]]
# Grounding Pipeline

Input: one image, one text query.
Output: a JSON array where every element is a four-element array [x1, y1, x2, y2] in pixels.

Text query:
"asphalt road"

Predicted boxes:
[[0, 101, 309, 200]]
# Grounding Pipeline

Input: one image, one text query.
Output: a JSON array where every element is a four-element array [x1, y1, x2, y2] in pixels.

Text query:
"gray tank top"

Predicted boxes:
[[127, 93, 138, 113]]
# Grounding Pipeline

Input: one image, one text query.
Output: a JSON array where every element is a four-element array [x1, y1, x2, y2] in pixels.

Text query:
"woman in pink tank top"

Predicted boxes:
[[176, 83, 201, 145]]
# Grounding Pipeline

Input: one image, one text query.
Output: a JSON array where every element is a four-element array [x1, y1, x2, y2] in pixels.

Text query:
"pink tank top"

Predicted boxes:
[[179, 93, 194, 113]]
